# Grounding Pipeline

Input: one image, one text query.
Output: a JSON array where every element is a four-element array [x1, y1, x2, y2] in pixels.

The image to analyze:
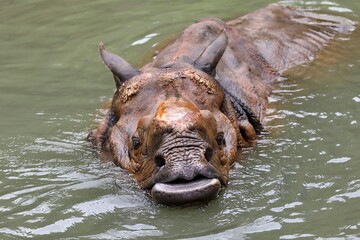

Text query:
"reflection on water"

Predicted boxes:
[[1, 0, 360, 239]]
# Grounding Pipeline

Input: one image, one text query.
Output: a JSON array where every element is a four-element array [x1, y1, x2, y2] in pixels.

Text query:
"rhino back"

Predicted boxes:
[[227, 3, 356, 73]]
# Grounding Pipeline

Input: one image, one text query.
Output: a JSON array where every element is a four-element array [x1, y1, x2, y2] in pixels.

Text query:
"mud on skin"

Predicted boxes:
[[88, 4, 355, 205]]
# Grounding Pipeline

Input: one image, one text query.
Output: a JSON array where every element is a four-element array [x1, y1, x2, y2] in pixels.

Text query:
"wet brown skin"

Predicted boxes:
[[88, 4, 354, 205]]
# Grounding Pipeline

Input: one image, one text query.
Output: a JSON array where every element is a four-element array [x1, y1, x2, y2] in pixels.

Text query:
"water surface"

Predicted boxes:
[[1, 0, 360, 239]]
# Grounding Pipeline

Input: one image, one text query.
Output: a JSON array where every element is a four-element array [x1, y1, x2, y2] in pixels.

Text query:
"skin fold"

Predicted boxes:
[[88, 4, 355, 205]]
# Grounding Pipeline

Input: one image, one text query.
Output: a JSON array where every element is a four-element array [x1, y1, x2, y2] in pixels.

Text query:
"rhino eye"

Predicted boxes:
[[132, 137, 141, 150], [216, 133, 225, 146]]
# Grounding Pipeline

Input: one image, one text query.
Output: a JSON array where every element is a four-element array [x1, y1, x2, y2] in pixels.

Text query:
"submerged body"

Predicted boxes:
[[89, 4, 354, 205]]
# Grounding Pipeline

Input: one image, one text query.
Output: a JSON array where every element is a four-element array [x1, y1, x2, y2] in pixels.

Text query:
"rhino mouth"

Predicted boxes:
[[150, 177, 222, 205]]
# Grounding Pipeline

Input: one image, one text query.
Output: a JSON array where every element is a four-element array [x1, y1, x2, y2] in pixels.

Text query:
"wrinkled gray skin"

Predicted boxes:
[[88, 4, 354, 205]]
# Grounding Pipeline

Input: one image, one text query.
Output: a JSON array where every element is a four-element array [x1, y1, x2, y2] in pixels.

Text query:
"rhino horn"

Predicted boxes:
[[194, 31, 228, 76], [99, 43, 140, 88]]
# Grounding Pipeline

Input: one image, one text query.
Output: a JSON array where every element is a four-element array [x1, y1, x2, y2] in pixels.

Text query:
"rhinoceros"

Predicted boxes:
[[88, 4, 354, 205]]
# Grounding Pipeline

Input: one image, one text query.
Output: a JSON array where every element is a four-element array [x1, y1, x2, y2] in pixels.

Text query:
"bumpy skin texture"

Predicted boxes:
[[88, 4, 354, 200]]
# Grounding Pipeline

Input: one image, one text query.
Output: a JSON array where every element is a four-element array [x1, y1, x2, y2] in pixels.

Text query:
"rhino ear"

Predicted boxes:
[[193, 31, 228, 76], [99, 43, 140, 88]]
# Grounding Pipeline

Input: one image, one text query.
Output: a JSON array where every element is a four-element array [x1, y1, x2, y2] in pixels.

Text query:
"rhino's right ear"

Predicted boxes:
[[193, 31, 228, 76], [99, 43, 139, 89]]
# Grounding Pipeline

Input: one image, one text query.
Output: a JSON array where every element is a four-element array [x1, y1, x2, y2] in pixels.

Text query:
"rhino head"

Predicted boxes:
[[88, 30, 257, 205]]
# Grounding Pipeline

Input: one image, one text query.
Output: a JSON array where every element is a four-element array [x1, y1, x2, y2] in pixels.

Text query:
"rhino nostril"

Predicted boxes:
[[155, 155, 166, 168], [204, 147, 213, 162]]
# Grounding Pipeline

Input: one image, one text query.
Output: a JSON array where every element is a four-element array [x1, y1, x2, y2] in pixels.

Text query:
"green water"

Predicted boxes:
[[1, 0, 359, 239]]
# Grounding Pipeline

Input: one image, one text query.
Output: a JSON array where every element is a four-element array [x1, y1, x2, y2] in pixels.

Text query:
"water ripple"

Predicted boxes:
[[19, 217, 84, 236], [183, 215, 282, 240], [73, 194, 142, 217]]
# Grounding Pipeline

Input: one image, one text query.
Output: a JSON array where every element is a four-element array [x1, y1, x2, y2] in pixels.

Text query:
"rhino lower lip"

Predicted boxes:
[[150, 178, 222, 205]]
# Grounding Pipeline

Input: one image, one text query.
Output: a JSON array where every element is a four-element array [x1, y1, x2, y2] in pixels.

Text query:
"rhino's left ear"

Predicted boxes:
[[194, 31, 228, 76], [99, 43, 140, 89]]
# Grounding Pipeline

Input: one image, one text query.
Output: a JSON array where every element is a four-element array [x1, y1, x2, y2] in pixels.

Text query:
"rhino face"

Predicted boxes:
[[92, 30, 240, 205], [129, 98, 231, 204]]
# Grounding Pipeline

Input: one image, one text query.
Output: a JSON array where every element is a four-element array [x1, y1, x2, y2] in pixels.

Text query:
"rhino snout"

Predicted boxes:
[[148, 146, 225, 205], [153, 147, 219, 183]]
